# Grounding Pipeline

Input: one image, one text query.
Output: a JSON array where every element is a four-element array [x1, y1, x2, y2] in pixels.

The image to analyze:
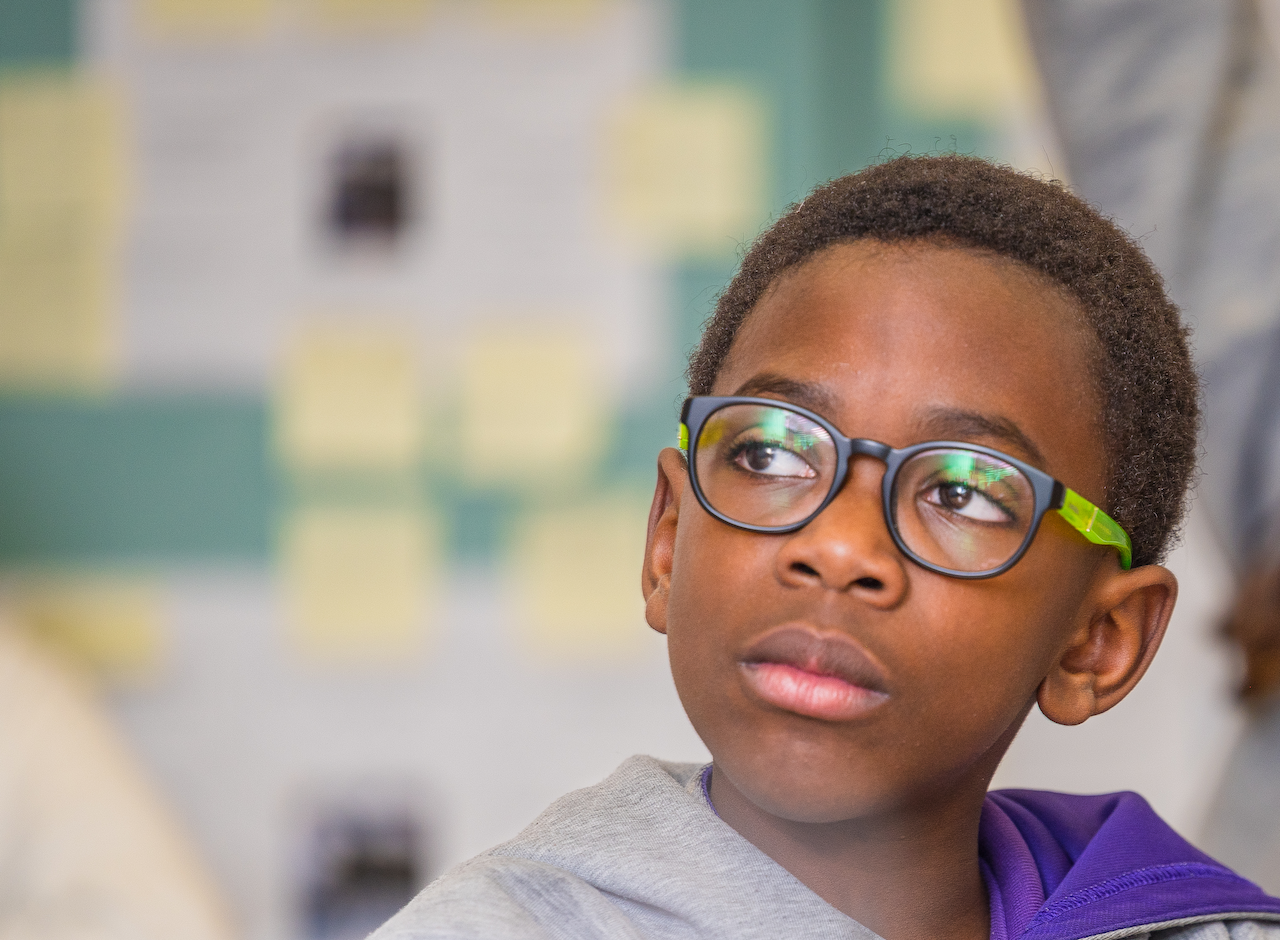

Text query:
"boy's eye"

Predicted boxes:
[[732, 442, 816, 479], [924, 480, 1012, 523]]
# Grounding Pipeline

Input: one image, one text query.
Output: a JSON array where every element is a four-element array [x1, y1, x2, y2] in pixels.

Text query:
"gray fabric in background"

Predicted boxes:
[[1202, 697, 1280, 896], [1198, 326, 1280, 574], [1023, 0, 1280, 363], [1021, 0, 1280, 894]]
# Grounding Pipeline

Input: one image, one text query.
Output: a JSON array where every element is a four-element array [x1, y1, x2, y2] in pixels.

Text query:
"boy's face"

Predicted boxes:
[[647, 241, 1129, 824]]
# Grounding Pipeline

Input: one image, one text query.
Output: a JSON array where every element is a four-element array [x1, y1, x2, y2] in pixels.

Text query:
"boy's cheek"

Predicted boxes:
[[668, 510, 777, 623], [662, 506, 1092, 802]]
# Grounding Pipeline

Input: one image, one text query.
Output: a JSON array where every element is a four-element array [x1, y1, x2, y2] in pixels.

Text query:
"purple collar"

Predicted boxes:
[[698, 767, 1280, 939], [982, 788, 1280, 940]]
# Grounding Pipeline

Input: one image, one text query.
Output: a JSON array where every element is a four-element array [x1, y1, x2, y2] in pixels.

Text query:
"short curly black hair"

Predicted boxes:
[[687, 154, 1199, 568]]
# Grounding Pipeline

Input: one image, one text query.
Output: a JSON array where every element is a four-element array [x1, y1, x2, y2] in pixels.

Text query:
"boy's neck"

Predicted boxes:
[[708, 766, 992, 940]]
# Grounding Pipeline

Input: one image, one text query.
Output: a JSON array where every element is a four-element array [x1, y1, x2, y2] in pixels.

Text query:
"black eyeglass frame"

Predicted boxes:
[[679, 395, 1070, 580]]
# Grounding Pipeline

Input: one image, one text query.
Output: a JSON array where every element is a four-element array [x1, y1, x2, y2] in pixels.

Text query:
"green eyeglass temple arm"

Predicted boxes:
[[1054, 487, 1132, 570], [680, 421, 1133, 570]]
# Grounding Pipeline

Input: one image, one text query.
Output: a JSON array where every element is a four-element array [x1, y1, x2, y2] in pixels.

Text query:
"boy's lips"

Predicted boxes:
[[738, 625, 889, 722]]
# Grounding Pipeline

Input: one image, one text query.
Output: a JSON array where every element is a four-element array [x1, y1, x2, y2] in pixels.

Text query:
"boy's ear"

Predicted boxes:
[[642, 448, 688, 636], [1037, 563, 1178, 726]]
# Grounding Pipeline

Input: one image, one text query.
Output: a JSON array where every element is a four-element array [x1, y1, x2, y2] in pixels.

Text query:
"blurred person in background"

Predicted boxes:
[[1022, 0, 1280, 892], [0, 617, 233, 939]]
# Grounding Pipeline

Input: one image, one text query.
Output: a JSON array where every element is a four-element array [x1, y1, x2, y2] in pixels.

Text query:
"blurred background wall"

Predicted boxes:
[[0, 0, 1248, 937]]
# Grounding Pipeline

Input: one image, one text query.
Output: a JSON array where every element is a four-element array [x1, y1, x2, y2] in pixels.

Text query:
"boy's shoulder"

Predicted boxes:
[[370, 755, 869, 940], [369, 759, 1280, 940]]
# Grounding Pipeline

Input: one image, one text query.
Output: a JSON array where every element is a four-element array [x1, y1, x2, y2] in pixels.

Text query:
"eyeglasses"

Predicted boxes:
[[679, 396, 1131, 579]]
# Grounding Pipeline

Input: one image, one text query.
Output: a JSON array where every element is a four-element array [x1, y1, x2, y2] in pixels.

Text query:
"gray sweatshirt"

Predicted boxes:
[[369, 756, 1280, 940]]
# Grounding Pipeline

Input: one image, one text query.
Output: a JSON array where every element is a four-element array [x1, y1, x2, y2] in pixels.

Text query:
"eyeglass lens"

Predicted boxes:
[[692, 403, 1037, 573]]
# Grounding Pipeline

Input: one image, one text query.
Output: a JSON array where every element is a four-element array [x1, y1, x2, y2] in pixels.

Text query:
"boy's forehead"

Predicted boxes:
[[715, 241, 1103, 483], [747, 240, 1084, 331]]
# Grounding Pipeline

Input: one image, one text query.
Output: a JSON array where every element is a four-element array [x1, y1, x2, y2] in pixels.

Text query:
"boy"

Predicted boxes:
[[371, 156, 1280, 940]]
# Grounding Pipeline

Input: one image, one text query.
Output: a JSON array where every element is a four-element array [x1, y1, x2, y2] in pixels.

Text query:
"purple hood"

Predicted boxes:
[[982, 789, 1280, 940]]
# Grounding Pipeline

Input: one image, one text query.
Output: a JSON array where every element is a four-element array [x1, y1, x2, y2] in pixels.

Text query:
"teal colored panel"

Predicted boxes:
[[674, 259, 737, 372], [600, 392, 683, 483], [0, 396, 274, 564], [430, 482, 525, 566], [811, 0, 884, 178], [0, 0, 76, 67]]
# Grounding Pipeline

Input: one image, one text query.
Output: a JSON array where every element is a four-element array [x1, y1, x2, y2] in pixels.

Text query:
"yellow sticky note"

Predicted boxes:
[[603, 84, 767, 258], [458, 331, 607, 487], [887, 0, 1038, 120], [138, 0, 274, 40], [510, 494, 649, 657], [0, 73, 126, 232], [277, 326, 424, 473], [281, 505, 436, 664], [301, 0, 434, 32], [0, 216, 118, 389], [15, 577, 165, 682], [0, 74, 124, 389]]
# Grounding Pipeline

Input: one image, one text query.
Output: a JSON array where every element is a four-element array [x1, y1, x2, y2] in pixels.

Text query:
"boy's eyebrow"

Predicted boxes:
[[919, 407, 1048, 468], [728, 375, 1049, 467], [731, 374, 839, 415]]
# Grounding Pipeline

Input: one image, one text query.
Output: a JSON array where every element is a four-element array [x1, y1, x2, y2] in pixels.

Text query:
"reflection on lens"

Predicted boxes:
[[694, 403, 836, 528], [892, 448, 1034, 572]]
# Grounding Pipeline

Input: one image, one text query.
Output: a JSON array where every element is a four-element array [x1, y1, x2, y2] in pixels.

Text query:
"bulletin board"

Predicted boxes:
[[0, 1, 1045, 936]]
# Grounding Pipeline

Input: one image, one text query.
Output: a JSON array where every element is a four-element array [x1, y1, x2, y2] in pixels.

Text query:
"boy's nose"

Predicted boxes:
[[773, 458, 908, 607]]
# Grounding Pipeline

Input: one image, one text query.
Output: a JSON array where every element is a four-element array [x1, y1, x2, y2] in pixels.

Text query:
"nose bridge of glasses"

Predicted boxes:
[[847, 438, 892, 463], [827, 439, 893, 508]]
